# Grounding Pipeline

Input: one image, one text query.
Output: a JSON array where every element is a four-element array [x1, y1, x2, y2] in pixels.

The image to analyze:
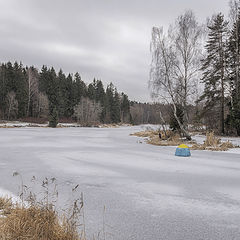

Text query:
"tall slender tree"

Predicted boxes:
[[200, 13, 228, 134], [226, 3, 240, 135]]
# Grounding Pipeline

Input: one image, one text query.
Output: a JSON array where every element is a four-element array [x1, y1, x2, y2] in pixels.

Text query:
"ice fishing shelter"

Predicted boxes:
[[175, 144, 191, 157]]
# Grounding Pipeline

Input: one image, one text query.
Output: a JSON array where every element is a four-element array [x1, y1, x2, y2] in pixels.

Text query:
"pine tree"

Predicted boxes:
[[95, 80, 105, 105], [65, 74, 74, 117], [57, 69, 67, 118], [40, 66, 59, 120], [111, 89, 121, 123], [104, 83, 114, 123], [73, 72, 87, 105], [200, 13, 228, 134], [94, 80, 106, 122], [87, 80, 96, 100], [227, 8, 240, 135], [49, 106, 58, 128], [120, 93, 130, 122]]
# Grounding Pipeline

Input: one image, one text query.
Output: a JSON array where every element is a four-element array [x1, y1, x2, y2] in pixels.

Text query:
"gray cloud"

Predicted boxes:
[[0, 0, 229, 102]]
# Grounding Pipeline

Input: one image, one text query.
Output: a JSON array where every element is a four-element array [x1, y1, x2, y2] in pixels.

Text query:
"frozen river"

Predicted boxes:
[[1, 126, 240, 240]]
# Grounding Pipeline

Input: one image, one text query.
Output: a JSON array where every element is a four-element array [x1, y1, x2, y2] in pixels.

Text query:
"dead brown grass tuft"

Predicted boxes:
[[146, 135, 181, 146], [130, 130, 158, 138], [0, 197, 13, 216], [0, 200, 81, 240], [99, 123, 132, 128], [204, 132, 221, 147], [191, 132, 236, 151], [131, 130, 238, 151], [131, 130, 193, 146], [0, 175, 85, 240]]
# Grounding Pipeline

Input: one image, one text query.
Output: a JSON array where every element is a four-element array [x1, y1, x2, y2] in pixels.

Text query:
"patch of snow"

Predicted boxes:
[[0, 188, 20, 204], [0, 121, 47, 127]]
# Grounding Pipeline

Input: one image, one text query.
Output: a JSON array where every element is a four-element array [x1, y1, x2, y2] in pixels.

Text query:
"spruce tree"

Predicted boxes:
[[104, 83, 114, 123], [227, 8, 240, 135], [200, 13, 228, 134], [87, 82, 96, 100], [57, 69, 67, 118], [111, 89, 121, 123], [73, 72, 87, 105], [49, 106, 58, 128], [65, 74, 74, 117], [95, 80, 105, 105], [120, 93, 130, 122], [40, 66, 59, 120]]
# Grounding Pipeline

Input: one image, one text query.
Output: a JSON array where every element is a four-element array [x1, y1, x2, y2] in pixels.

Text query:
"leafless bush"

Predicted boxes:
[[74, 97, 102, 126]]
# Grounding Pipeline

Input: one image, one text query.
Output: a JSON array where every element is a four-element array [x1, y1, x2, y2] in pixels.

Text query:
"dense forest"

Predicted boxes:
[[0, 62, 165, 126], [0, 62, 130, 126]]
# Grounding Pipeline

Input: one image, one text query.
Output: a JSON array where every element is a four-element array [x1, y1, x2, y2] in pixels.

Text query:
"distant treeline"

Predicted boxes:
[[0, 61, 166, 126]]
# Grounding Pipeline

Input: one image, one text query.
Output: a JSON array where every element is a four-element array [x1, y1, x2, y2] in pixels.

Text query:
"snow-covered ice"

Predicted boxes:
[[0, 187, 20, 204], [1, 125, 240, 239]]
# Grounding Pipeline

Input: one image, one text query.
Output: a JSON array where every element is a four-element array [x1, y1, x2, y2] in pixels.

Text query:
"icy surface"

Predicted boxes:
[[1, 126, 240, 239]]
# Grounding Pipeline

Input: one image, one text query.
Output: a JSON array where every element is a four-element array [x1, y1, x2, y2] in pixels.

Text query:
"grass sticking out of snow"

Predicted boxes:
[[131, 130, 195, 146], [0, 175, 86, 240], [131, 130, 239, 151], [191, 132, 238, 151], [0, 197, 83, 240]]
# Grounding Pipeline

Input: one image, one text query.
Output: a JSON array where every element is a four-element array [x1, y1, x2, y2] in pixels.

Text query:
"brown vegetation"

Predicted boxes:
[[0, 174, 86, 240], [131, 130, 191, 146], [191, 132, 236, 151], [131, 130, 238, 151], [19, 117, 48, 124], [0, 197, 82, 240]]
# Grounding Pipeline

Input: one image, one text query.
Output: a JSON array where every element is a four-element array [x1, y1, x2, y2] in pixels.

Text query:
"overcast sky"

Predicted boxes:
[[0, 0, 229, 102]]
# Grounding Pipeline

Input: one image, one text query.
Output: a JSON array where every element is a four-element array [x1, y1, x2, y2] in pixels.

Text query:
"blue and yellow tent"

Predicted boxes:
[[175, 144, 191, 157]]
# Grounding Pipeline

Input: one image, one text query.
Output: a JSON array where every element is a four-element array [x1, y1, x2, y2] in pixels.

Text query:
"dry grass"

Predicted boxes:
[[0, 199, 82, 240], [131, 130, 158, 138], [0, 175, 85, 240], [191, 132, 236, 151], [204, 132, 221, 147], [131, 130, 193, 146], [19, 117, 48, 124], [131, 130, 238, 151], [99, 123, 132, 128], [0, 197, 13, 216]]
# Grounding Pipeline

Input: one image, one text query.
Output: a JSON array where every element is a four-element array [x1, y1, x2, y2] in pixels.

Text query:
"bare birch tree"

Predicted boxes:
[[130, 104, 144, 125], [149, 11, 202, 139], [74, 97, 102, 125], [27, 67, 39, 117], [37, 92, 49, 118], [6, 91, 18, 120], [150, 27, 192, 139], [169, 10, 203, 125]]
